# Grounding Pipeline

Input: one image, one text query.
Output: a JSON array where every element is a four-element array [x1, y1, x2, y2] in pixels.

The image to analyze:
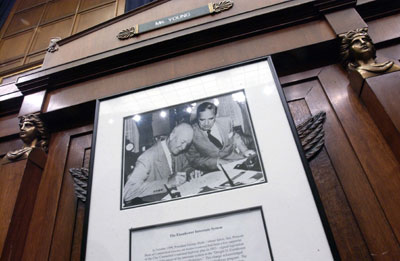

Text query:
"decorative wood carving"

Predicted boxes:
[[296, 111, 326, 160], [69, 168, 89, 202]]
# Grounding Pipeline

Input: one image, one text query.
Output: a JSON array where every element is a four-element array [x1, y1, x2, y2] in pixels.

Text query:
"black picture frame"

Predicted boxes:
[[82, 56, 339, 261]]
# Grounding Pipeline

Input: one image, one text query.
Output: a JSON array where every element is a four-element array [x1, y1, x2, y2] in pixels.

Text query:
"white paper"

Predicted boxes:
[[86, 60, 334, 260], [131, 208, 271, 261]]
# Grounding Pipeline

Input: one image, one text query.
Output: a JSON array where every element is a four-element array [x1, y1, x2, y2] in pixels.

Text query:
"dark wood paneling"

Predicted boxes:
[[0, 113, 19, 137], [21, 125, 92, 261], [368, 13, 400, 43], [42, 0, 330, 68], [318, 65, 400, 254], [361, 72, 400, 162], [0, 139, 23, 157], [40, 20, 334, 112], [325, 8, 367, 35], [49, 133, 92, 261], [0, 160, 25, 257], [70, 202, 86, 261], [284, 81, 373, 260], [1, 149, 46, 261], [18, 90, 45, 116]]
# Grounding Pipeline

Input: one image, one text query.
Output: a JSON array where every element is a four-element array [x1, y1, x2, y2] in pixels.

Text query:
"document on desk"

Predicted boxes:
[[164, 159, 265, 198], [130, 208, 272, 261]]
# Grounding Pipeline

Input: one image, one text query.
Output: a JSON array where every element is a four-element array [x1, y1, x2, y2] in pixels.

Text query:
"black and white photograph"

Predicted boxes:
[[84, 59, 336, 260], [121, 90, 266, 208]]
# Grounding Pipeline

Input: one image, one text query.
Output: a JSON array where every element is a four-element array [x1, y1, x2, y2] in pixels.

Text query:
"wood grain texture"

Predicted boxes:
[[49, 133, 92, 261], [0, 113, 19, 138], [368, 13, 400, 43], [21, 125, 92, 261], [42, 20, 334, 112], [43, 0, 291, 67], [70, 201, 86, 261], [18, 90, 46, 116], [361, 71, 400, 162], [0, 160, 25, 257], [318, 64, 400, 258], [285, 82, 372, 260], [0, 149, 46, 261], [0, 139, 23, 157], [325, 8, 367, 35]]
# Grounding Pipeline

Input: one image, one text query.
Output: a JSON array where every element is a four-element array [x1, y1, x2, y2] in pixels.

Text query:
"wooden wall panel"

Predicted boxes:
[[0, 114, 20, 137], [43, 20, 335, 112], [368, 13, 400, 43], [0, 139, 23, 158], [319, 65, 400, 245], [42, 0, 296, 68], [49, 133, 92, 261], [284, 80, 371, 260], [0, 161, 25, 257], [283, 70, 400, 259], [21, 125, 92, 261]]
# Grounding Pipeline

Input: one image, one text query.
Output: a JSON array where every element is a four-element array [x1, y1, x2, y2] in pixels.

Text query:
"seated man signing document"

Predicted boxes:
[[186, 102, 255, 172], [123, 123, 194, 204]]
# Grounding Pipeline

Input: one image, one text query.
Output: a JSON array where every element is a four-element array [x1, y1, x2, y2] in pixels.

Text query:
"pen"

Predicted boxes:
[[164, 184, 173, 197], [219, 164, 235, 187]]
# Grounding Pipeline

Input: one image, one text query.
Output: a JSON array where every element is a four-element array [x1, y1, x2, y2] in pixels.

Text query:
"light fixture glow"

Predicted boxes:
[[232, 92, 246, 103], [133, 115, 141, 122]]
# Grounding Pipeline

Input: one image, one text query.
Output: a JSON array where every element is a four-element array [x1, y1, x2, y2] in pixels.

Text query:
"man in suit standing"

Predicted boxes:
[[186, 102, 255, 172], [123, 123, 194, 205]]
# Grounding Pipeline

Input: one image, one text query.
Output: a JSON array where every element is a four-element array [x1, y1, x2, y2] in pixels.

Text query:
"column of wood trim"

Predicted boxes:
[[49, 133, 92, 261], [284, 81, 372, 260], [306, 76, 400, 259], [324, 8, 367, 35], [20, 125, 92, 261], [318, 64, 400, 252]]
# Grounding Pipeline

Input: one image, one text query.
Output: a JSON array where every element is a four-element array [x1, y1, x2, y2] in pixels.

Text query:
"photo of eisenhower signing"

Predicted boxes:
[[122, 91, 265, 208]]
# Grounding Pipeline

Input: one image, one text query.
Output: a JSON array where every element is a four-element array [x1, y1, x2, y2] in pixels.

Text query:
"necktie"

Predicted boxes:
[[207, 130, 223, 149], [171, 156, 176, 174]]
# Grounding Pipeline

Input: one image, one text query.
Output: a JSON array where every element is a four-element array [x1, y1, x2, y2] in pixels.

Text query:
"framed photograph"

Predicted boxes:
[[121, 90, 266, 209], [83, 57, 338, 260]]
